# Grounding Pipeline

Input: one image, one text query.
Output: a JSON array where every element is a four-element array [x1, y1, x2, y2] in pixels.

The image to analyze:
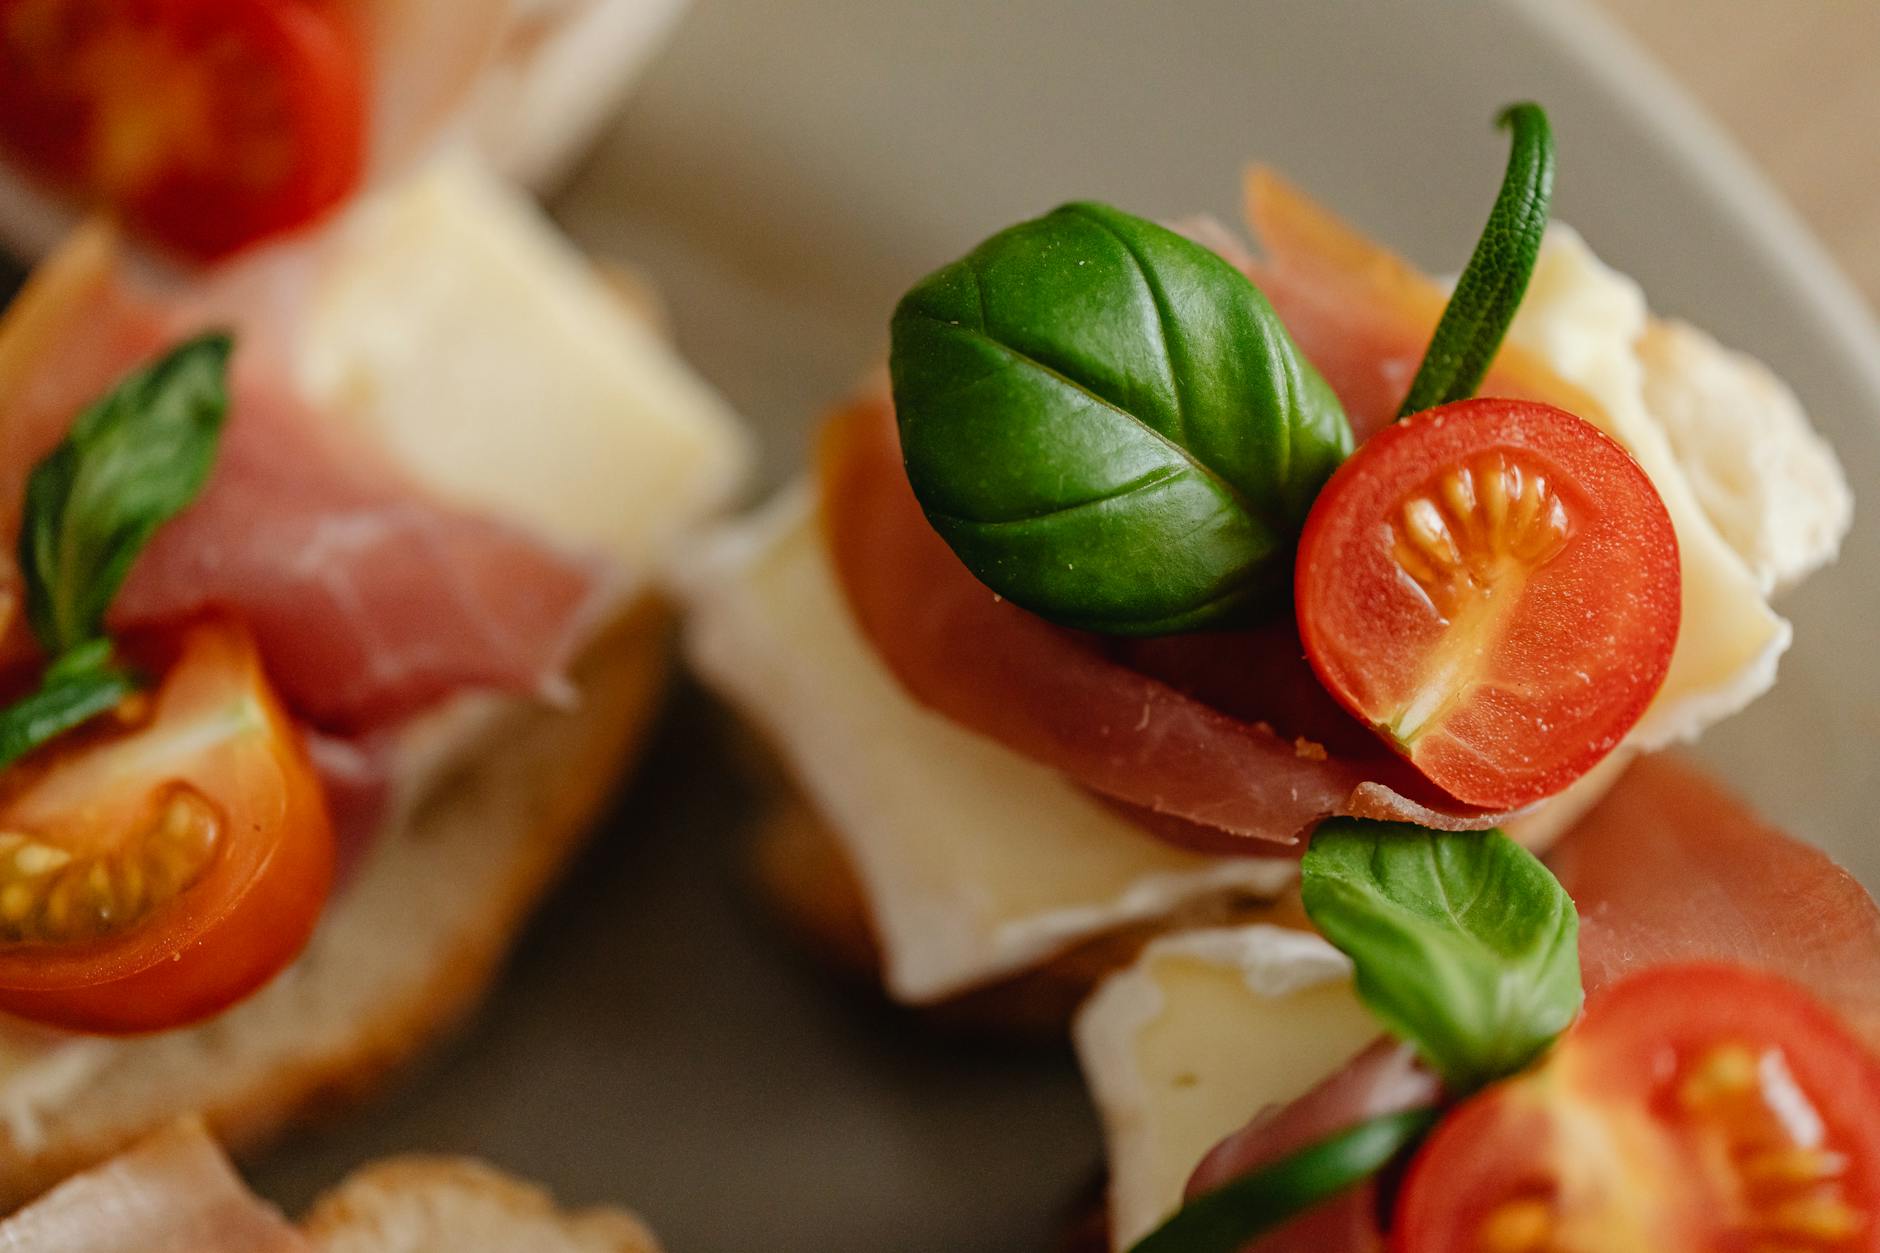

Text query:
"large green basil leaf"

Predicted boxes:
[[20, 332, 232, 655], [1301, 820, 1581, 1093], [889, 202, 1351, 634]]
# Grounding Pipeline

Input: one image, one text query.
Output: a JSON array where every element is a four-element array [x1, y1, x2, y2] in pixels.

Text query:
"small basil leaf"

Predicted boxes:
[[1127, 1110, 1434, 1253], [0, 650, 135, 771], [20, 332, 233, 655], [890, 202, 1352, 634], [1398, 103, 1555, 417], [1301, 821, 1581, 1093]]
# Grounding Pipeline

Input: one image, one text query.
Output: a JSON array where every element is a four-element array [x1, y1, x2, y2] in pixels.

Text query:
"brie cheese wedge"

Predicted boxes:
[[1073, 926, 1374, 1249]]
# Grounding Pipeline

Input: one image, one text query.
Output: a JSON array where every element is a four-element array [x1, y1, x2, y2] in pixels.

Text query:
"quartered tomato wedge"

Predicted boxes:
[[0, 0, 367, 260], [1395, 963, 1880, 1253], [1295, 398, 1680, 810], [0, 618, 333, 1033]]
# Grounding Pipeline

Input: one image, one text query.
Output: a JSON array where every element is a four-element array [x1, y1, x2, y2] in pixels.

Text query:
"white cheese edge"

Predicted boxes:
[[680, 488, 1301, 1002], [1073, 926, 1370, 1247]]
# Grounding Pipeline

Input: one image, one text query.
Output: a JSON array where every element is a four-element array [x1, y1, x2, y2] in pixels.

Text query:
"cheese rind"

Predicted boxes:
[[1635, 317, 1852, 595], [1073, 926, 1375, 1248]]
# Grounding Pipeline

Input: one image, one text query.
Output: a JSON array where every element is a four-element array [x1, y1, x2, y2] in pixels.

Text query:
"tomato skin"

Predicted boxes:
[[0, 619, 333, 1034], [1296, 398, 1680, 810], [1394, 963, 1880, 1253], [0, 0, 367, 260]]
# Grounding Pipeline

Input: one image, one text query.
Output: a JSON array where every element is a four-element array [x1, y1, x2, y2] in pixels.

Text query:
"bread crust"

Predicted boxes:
[[0, 598, 674, 1207], [302, 1155, 662, 1252]]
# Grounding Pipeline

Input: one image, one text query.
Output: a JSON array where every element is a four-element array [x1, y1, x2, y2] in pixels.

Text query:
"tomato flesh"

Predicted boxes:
[[0, 0, 367, 260], [1395, 963, 1880, 1252], [1295, 398, 1680, 810], [0, 618, 333, 1033]]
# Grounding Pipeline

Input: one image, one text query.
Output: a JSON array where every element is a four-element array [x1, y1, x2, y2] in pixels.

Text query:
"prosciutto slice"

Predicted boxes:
[[0, 1121, 307, 1252], [820, 392, 1502, 846], [1183, 756, 1880, 1251], [0, 225, 607, 734]]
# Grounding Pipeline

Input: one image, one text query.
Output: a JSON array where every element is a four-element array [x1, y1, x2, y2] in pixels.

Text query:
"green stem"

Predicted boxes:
[[1398, 103, 1555, 418], [1126, 1109, 1436, 1253], [0, 643, 136, 771]]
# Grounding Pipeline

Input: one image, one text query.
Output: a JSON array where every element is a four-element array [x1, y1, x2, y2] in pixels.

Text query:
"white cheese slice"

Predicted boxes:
[[682, 489, 1301, 1003], [296, 152, 751, 575], [1073, 926, 1374, 1249]]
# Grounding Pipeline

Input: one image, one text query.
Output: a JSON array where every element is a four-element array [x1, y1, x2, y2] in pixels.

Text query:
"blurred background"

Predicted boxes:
[[1598, 0, 1880, 303]]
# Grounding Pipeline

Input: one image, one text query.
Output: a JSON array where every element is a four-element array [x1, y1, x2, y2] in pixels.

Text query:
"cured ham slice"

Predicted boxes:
[[1183, 757, 1880, 1250], [820, 392, 1504, 846], [0, 224, 607, 733], [1548, 756, 1880, 1045], [0, 1120, 307, 1252]]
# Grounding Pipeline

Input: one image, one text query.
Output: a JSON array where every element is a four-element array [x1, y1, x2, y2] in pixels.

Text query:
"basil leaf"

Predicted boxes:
[[1301, 821, 1581, 1093], [0, 644, 135, 770], [890, 202, 1352, 635], [1398, 103, 1555, 417], [1127, 1110, 1434, 1253], [20, 332, 233, 655]]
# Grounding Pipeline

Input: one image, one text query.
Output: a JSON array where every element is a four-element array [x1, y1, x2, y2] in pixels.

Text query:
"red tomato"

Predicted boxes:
[[1295, 398, 1679, 810], [0, 0, 367, 260], [1395, 963, 1880, 1252], [0, 618, 333, 1033]]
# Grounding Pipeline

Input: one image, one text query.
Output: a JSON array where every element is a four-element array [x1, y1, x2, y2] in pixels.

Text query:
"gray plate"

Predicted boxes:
[[204, 0, 1880, 1248]]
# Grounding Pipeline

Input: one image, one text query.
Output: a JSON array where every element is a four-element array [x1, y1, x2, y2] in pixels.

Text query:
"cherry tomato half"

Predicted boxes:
[[1295, 398, 1680, 810], [0, 618, 333, 1033], [1395, 962, 1880, 1253], [0, 0, 367, 260]]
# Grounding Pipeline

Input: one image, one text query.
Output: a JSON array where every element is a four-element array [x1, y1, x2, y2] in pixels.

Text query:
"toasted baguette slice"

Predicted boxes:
[[0, 600, 670, 1209], [0, 1118, 660, 1252], [305, 1156, 660, 1253]]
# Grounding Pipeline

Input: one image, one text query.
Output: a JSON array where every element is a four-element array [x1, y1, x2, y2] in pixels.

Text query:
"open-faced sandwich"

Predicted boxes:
[[0, 144, 747, 1198], [0, 0, 688, 262], [682, 103, 1851, 1033], [1074, 756, 1880, 1251], [0, 1117, 661, 1251]]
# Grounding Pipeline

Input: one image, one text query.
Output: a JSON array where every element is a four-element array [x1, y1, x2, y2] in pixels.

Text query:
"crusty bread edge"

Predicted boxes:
[[0, 597, 673, 1206], [303, 1154, 662, 1252]]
